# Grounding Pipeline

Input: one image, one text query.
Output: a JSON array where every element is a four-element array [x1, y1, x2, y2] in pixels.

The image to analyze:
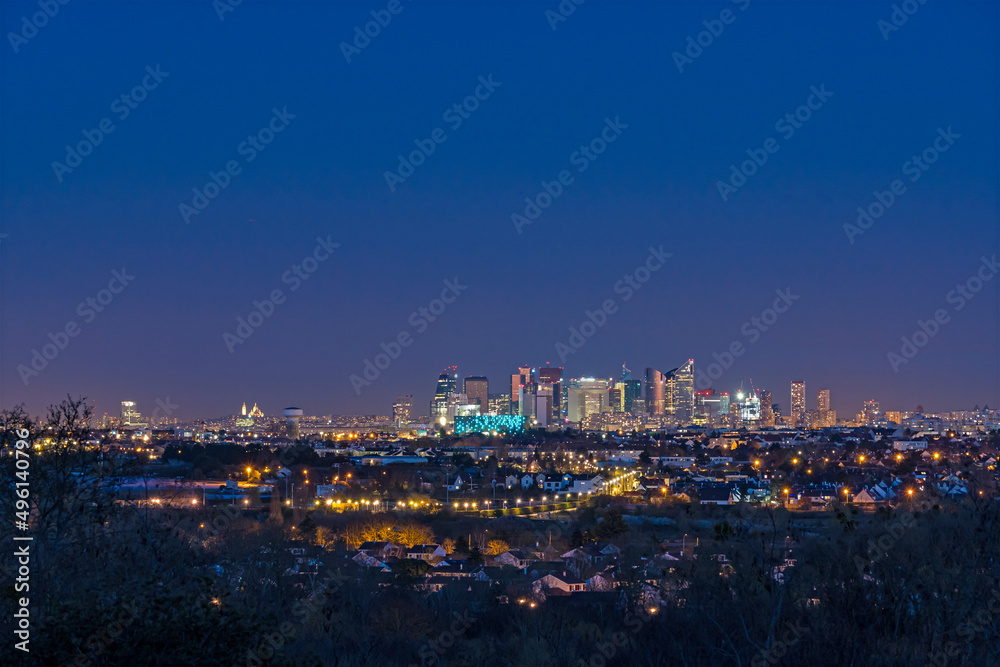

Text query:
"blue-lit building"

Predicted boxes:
[[454, 414, 526, 435]]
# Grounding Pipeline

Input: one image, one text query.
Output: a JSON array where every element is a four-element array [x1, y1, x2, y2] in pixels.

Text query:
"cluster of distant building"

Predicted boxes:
[[106, 357, 996, 440], [388, 362, 997, 435]]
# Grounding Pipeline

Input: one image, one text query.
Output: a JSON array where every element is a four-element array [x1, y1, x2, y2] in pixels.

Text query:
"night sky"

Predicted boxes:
[[1, 1, 997, 421]]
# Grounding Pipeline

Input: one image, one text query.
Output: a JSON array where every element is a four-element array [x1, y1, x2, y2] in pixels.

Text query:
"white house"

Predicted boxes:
[[893, 440, 928, 451], [532, 571, 587, 594], [406, 544, 447, 561], [570, 474, 604, 494]]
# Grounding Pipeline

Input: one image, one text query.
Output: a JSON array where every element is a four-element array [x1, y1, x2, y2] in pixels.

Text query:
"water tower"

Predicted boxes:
[[283, 407, 303, 440]]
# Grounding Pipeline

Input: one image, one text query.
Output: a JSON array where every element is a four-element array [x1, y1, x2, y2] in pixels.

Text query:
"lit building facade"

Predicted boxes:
[[567, 377, 610, 422], [790, 381, 805, 427], [454, 414, 526, 435], [393, 394, 413, 426], [645, 368, 665, 415], [463, 376, 489, 413], [430, 368, 458, 421], [817, 389, 831, 427], [671, 360, 695, 423]]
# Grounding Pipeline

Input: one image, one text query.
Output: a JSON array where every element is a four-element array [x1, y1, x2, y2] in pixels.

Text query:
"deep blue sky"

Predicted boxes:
[[1, 1, 997, 421]]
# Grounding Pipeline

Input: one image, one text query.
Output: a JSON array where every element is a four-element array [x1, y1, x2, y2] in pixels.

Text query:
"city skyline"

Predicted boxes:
[[92, 358, 990, 426], [2, 2, 997, 424]]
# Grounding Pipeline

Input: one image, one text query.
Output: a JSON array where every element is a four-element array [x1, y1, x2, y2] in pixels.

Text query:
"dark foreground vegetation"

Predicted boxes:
[[3, 398, 1000, 666]]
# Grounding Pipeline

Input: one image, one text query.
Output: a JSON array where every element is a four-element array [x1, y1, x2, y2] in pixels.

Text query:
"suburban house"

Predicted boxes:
[[358, 541, 401, 559], [696, 486, 734, 505], [541, 473, 573, 492], [569, 474, 604, 494], [406, 544, 448, 561], [495, 549, 533, 569], [532, 571, 587, 595]]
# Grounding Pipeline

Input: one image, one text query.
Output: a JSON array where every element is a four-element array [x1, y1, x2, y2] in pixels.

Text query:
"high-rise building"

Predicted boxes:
[[818, 389, 830, 413], [430, 368, 458, 422], [644, 368, 665, 415], [567, 377, 610, 422], [817, 389, 831, 427], [120, 401, 147, 428], [463, 376, 489, 413], [446, 393, 479, 423], [622, 379, 643, 413], [673, 360, 695, 423], [862, 399, 880, 425], [790, 381, 806, 427], [393, 395, 413, 426], [694, 390, 727, 426], [759, 390, 773, 427], [511, 366, 533, 414], [487, 393, 510, 415], [537, 366, 563, 422], [534, 384, 552, 427]]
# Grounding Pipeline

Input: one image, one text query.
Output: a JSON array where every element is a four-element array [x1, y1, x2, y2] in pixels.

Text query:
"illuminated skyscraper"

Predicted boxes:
[[488, 393, 510, 415], [567, 377, 610, 422], [622, 379, 643, 412], [430, 367, 458, 422], [538, 366, 563, 422], [673, 359, 695, 423], [120, 401, 146, 428], [644, 368, 665, 415], [817, 389, 831, 427], [862, 399, 880, 425], [511, 366, 533, 414], [790, 381, 805, 427], [393, 395, 413, 426], [759, 390, 774, 427], [694, 390, 727, 426], [609, 386, 623, 412], [463, 376, 489, 413]]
